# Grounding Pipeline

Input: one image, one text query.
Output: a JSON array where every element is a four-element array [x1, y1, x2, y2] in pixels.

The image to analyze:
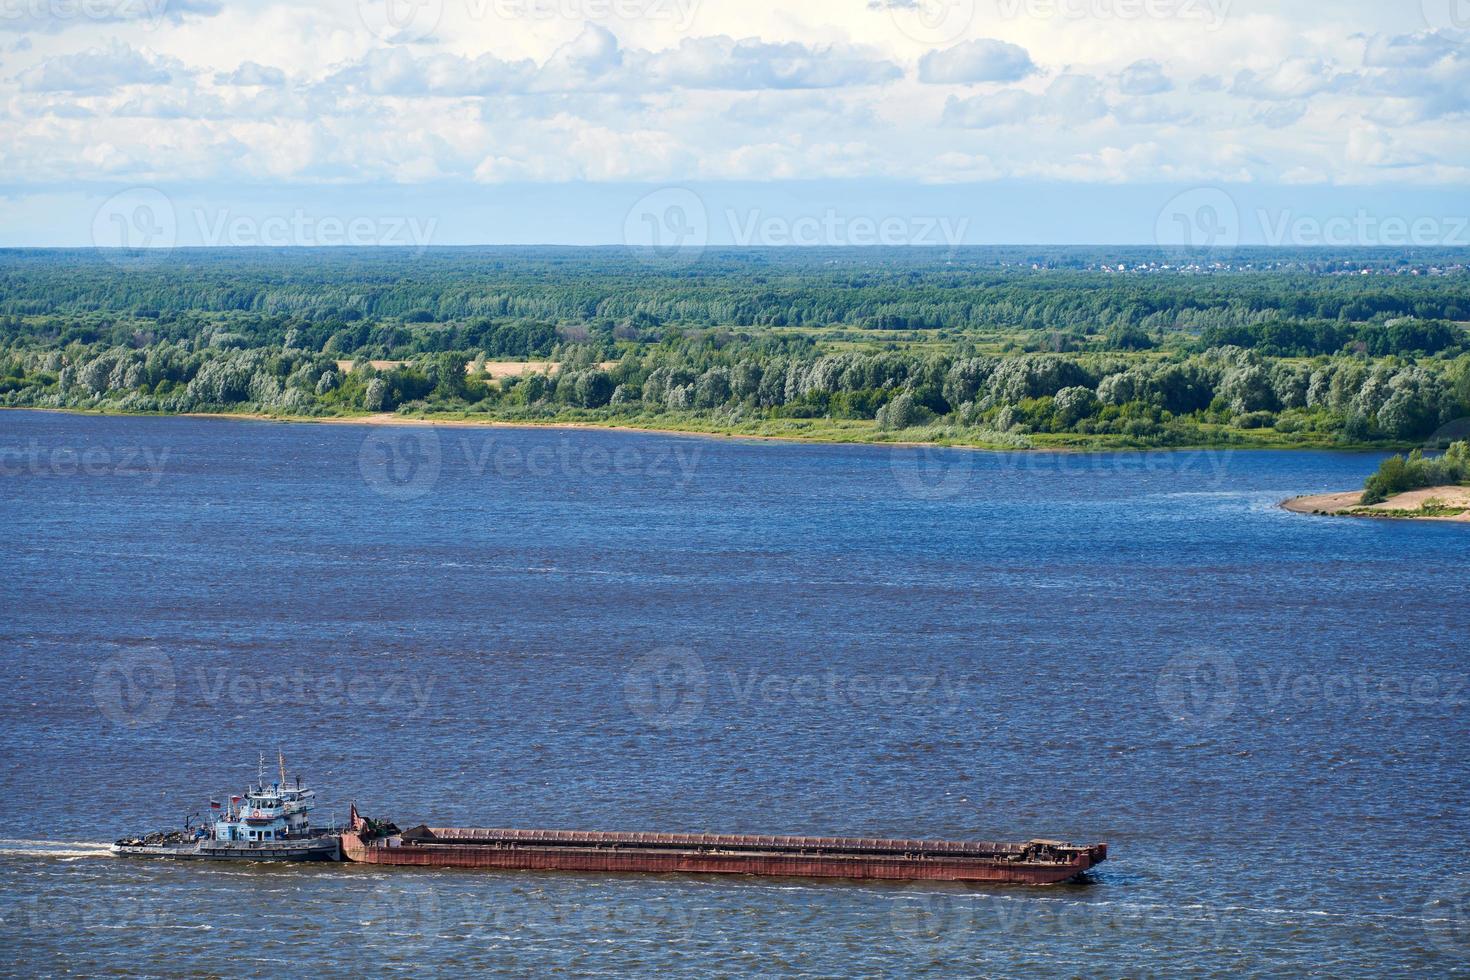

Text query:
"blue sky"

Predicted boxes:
[[1, 0, 1467, 246]]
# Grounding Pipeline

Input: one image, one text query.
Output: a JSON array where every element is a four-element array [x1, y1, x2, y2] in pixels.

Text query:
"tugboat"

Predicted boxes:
[[111, 752, 341, 862]]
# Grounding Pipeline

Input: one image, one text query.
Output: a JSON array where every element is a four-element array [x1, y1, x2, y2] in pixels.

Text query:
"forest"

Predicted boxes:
[[2, 247, 1468, 450]]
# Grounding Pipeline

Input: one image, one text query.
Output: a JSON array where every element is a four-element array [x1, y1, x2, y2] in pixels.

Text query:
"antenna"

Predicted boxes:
[[258, 751, 266, 790], [278, 747, 287, 789]]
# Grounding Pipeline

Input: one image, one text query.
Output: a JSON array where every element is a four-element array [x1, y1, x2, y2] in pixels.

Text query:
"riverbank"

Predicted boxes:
[[2, 405, 1410, 455], [1283, 486, 1470, 522]]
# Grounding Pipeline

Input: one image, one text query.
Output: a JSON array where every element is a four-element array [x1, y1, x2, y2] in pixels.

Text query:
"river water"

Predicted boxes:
[[2, 409, 1467, 976]]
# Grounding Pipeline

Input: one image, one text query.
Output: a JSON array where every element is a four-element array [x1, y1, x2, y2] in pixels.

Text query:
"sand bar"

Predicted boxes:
[[1283, 486, 1470, 523]]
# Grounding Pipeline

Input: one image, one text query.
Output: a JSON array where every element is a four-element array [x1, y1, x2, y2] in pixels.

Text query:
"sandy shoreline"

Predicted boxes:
[[1283, 486, 1470, 523], [181, 410, 880, 447], [2, 405, 1400, 457], [4, 406, 1056, 452]]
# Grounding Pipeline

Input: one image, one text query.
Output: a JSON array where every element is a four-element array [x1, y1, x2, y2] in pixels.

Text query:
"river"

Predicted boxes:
[[2, 409, 1467, 976]]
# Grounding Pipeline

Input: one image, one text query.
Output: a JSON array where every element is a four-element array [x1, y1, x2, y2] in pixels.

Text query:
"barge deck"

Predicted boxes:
[[342, 808, 1106, 884]]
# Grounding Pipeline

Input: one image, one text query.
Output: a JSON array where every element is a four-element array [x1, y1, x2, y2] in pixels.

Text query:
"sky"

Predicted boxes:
[[1, 0, 1468, 247]]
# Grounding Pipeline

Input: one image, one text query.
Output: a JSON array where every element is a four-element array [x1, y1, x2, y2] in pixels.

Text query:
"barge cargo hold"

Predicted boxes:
[[342, 807, 1106, 884]]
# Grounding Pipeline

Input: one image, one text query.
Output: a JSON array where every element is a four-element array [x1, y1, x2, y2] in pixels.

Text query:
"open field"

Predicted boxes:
[[334, 359, 617, 378]]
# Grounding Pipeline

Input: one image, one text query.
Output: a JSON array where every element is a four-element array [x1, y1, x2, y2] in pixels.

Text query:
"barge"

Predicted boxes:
[[342, 806, 1106, 884], [109, 753, 1107, 882]]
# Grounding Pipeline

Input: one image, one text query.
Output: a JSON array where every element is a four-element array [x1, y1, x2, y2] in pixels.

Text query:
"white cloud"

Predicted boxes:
[[0, 0, 1467, 192], [1045, 74, 1107, 124], [1346, 125, 1430, 168], [1231, 58, 1350, 101], [1253, 101, 1307, 129], [215, 62, 286, 87], [19, 40, 172, 91], [0, 0, 220, 33], [1362, 31, 1460, 69], [943, 75, 1107, 128], [638, 36, 901, 90], [327, 48, 536, 96], [321, 30, 900, 97], [538, 24, 622, 86], [917, 39, 1035, 84], [1355, 33, 1470, 122], [1118, 60, 1173, 96], [941, 89, 1038, 129]]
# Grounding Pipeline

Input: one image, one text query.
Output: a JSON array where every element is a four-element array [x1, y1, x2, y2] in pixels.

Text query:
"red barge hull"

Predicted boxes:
[[342, 808, 1105, 884]]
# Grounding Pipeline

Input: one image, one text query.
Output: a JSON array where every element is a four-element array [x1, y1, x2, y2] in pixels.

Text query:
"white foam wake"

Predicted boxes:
[[0, 839, 115, 859]]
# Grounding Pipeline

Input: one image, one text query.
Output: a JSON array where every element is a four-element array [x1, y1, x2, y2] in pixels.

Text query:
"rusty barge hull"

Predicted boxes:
[[341, 821, 1106, 884]]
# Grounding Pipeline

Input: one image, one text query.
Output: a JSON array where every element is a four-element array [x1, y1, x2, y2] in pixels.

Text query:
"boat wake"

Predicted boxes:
[[0, 839, 115, 860]]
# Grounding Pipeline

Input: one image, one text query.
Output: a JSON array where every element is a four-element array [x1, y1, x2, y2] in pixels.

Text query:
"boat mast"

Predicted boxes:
[[278, 748, 287, 789]]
